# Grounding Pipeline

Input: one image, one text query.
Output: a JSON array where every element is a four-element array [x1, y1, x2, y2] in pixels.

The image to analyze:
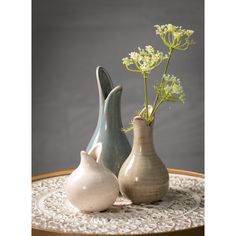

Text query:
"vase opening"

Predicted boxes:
[[97, 66, 114, 99], [88, 143, 103, 164], [135, 105, 154, 126]]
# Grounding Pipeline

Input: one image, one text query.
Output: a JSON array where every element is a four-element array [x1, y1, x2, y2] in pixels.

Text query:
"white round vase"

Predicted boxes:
[[65, 143, 119, 212]]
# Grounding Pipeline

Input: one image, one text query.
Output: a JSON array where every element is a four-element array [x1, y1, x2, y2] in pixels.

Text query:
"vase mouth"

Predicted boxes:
[[105, 85, 122, 100], [96, 66, 114, 100], [81, 143, 103, 166], [133, 116, 154, 126], [140, 105, 153, 117], [87, 142, 103, 164], [133, 105, 154, 125]]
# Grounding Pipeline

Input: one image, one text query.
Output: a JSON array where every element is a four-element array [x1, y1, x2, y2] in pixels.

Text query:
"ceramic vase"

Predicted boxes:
[[118, 108, 169, 204], [86, 66, 131, 176], [65, 143, 119, 212]]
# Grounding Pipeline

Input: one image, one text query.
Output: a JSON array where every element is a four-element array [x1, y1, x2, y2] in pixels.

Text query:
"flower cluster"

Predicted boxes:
[[154, 24, 195, 51], [154, 74, 185, 103], [122, 46, 168, 75], [121, 23, 194, 130]]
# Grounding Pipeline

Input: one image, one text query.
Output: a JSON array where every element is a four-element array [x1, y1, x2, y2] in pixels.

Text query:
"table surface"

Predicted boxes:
[[32, 169, 204, 236]]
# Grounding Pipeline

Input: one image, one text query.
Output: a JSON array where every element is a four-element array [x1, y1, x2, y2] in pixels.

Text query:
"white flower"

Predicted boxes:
[[122, 57, 132, 66], [140, 63, 148, 72], [129, 52, 139, 60], [154, 24, 195, 51], [167, 24, 177, 32], [186, 30, 194, 37], [173, 31, 184, 40], [122, 45, 167, 75], [154, 24, 164, 35], [156, 74, 185, 103], [145, 45, 154, 54]]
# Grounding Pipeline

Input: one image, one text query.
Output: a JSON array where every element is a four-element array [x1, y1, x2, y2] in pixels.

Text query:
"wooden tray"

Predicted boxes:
[[32, 169, 204, 236]]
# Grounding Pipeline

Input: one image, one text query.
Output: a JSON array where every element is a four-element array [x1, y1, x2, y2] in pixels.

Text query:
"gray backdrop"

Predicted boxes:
[[32, 0, 204, 175]]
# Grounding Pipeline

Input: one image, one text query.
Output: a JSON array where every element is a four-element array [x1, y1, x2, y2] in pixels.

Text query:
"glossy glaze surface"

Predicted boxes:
[[65, 143, 119, 212], [118, 116, 169, 204], [86, 66, 131, 176]]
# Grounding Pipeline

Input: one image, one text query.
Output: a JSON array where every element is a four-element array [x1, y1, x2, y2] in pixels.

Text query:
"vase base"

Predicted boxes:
[[120, 182, 169, 204]]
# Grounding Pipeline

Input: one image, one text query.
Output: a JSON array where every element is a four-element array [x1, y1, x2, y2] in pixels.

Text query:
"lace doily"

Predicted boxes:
[[32, 173, 204, 234]]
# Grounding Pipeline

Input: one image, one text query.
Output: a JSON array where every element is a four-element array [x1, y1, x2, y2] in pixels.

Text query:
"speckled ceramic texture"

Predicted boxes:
[[118, 116, 169, 204], [86, 66, 131, 176], [65, 143, 119, 212]]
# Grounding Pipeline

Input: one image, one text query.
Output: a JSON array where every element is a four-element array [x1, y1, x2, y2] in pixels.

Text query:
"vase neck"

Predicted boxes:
[[132, 117, 155, 154], [80, 143, 105, 169], [96, 67, 113, 123], [103, 86, 123, 129], [96, 67, 123, 130]]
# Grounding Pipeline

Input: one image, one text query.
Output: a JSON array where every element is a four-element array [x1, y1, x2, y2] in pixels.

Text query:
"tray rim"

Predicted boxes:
[[32, 168, 204, 236]]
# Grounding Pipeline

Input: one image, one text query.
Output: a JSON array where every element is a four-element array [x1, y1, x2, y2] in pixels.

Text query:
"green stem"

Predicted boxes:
[[150, 92, 159, 120], [125, 65, 140, 73], [162, 47, 174, 81], [143, 74, 149, 120], [150, 48, 174, 119], [134, 60, 142, 71], [152, 99, 164, 116]]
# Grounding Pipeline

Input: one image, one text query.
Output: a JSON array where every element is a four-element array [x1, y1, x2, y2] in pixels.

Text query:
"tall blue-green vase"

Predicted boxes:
[[86, 66, 131, 176]]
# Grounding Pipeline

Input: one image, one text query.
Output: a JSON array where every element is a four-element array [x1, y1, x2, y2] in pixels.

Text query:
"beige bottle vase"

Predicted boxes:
[[118, 116, 169, 204]]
